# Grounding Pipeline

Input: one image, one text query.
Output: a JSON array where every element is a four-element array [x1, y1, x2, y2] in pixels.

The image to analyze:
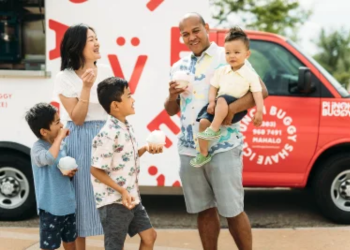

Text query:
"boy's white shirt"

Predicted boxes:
[[211, 63, 262, 98], [91, 115, 141, 208]]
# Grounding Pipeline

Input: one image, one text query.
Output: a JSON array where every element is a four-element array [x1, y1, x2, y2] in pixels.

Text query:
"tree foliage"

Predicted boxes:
[[313, 28, 350, 87], [210, 0, 311, 38]]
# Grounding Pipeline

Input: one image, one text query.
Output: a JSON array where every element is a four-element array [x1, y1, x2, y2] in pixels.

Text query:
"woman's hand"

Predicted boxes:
[[81, 69, 95, 89]]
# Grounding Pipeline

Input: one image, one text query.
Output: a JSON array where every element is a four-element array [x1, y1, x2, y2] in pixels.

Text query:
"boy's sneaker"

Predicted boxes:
[[197, 127, 221, 140], [190, 153, 212, 168]]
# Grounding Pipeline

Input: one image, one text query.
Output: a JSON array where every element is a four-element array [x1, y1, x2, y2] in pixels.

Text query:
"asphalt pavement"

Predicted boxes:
[[0, 189, 338, 229]]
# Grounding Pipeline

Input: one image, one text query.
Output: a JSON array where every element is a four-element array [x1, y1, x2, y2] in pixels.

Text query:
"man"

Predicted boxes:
[[164, 13, 268, 250]]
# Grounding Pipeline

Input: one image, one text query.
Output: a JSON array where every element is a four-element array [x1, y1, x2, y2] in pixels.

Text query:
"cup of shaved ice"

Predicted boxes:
[[146, 130, 166, 150], [58, 156, 78, 175], [172, 71, 193, 89]]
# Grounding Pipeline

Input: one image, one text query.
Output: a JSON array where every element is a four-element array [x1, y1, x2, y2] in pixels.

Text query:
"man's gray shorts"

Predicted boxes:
[[98, 203, 152, 250], [180, 146, 244, 218]]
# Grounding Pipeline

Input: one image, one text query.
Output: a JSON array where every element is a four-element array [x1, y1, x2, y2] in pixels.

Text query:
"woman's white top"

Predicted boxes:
[[54, 64, 114, 122]]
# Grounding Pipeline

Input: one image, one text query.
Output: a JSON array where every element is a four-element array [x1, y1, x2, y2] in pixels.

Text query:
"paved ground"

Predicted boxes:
[[1, 189, 339, 229], [1, 227, 350, 250], [2, 189, 347, 249]]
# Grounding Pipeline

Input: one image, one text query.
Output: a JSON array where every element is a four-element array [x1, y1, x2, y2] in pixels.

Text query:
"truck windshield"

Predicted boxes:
[[288, 40, 350, 98]]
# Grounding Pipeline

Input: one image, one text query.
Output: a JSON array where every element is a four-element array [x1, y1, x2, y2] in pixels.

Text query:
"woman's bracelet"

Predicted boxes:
[[79, 99, 89, 103]]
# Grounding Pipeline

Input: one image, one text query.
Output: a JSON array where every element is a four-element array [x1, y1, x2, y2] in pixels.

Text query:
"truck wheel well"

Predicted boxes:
[[307, 143, 350, 187], [0, 142, 30, 160]]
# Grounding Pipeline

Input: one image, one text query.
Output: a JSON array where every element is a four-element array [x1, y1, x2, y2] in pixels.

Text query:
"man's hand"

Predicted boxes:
[[207, 101, 215, 115], [223, 110, 235, 126], [122, 189, 136, 210], [168, 81, 185, 101], [64, 168, 78, 178], [253, 111, 263, 127]]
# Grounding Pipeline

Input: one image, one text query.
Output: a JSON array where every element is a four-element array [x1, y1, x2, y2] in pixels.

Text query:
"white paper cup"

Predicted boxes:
[[58, 156, 78, 175]]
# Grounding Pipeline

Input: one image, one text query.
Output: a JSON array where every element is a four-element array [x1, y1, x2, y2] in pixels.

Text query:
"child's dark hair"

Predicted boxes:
[[25, 103, 57, 139], [97, 77, 129, 114], [225, 26, 250, 49]]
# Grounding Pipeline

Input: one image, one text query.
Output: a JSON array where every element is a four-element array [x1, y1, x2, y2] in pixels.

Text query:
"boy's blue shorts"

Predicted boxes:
[[196, 94, 248, 124], [39, 209, 77, 249]]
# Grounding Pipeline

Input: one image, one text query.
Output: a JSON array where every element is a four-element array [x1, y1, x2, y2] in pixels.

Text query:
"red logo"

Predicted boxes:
[[147, 110, 180, 148], [148, 166, 180, 186], [69, 0, 87, 3], [108, 55, 147, 95], [146, 0, 164, 11], [48, 20, 68, 60]]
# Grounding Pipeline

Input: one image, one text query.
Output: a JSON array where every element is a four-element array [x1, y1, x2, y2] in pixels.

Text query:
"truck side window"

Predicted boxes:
[[249, 41, 305, 96], [0, 2, 45, 71]]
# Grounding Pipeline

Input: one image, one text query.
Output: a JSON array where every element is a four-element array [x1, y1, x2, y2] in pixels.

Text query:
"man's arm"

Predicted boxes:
[[164, 81, 185, 116], [223, 78, 268, 125], [164, 96, 180, 116], [230, 78, 268, 113]]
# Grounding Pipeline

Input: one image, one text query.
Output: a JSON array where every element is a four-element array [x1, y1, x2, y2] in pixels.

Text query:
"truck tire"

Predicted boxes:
[[312, 153, 350, 224], [0, 152, 36, 220]]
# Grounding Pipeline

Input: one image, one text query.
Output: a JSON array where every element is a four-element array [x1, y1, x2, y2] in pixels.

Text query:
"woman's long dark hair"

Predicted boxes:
[[60, 24, 96, 71]]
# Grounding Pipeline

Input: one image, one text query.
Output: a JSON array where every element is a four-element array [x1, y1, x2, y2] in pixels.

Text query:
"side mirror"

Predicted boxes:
[[298, 67, 312, 92]]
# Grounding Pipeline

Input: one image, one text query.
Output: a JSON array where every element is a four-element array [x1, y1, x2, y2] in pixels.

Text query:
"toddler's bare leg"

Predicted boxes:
[[210, 97, 228, 132], [199, 119, 211, 156]]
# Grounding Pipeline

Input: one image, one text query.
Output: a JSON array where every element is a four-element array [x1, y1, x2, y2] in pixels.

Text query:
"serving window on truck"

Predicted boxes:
[[0, 0, 47, 77]]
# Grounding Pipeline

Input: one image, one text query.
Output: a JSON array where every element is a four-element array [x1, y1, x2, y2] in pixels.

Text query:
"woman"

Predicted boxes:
[[54, 24, 113, 250]]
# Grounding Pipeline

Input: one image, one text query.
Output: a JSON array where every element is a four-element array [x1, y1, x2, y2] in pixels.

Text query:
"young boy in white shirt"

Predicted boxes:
[[90, 77, 162, 250]]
